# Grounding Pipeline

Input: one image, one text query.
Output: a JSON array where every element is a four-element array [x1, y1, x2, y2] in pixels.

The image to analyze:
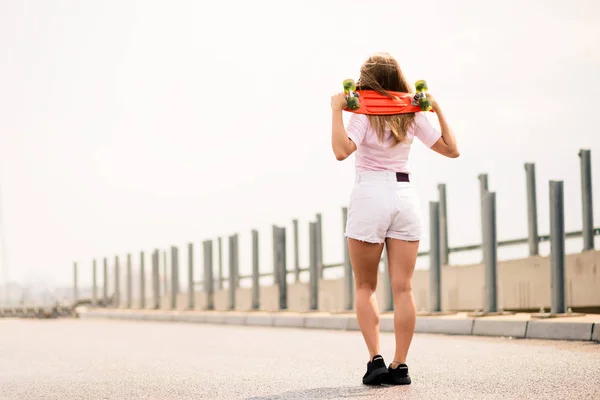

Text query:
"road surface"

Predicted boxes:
[[1, 318, 599, 399]]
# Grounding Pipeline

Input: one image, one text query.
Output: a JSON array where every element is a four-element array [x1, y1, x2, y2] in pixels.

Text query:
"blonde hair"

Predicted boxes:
[[357, 52, 416, 145]]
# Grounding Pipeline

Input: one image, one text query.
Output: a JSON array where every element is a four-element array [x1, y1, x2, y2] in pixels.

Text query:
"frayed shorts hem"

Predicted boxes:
[[386, 233, 421, 242], [344, 233, 421, 243], [344, 234, 384, 244]]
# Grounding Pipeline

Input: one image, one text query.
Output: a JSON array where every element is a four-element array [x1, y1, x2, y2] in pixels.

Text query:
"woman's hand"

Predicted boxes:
[[424, 92, 440, 112], [331, 92, 347, 112]]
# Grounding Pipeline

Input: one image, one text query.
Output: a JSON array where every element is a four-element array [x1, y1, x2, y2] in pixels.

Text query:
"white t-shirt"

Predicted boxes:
[[345, 112, 442, 174]]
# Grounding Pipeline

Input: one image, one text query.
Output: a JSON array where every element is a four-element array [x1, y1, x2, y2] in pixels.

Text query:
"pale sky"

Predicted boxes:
[[1, 0, 599, 292]]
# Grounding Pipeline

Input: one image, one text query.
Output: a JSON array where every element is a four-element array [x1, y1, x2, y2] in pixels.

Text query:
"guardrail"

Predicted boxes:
[[71, 149, 596, 316]]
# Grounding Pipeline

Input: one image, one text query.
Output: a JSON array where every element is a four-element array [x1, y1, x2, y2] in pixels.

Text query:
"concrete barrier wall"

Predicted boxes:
[[434, 249, 600, 311], [127, 250, 599, 312]]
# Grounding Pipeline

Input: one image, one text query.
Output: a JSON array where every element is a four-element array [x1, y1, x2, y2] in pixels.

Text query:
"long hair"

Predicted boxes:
[[357, 53, 416, 145]]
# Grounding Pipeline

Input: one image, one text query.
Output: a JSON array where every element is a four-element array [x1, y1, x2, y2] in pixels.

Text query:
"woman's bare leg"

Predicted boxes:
[[347, 238, 384, 360], [385, 238, 419, 366]]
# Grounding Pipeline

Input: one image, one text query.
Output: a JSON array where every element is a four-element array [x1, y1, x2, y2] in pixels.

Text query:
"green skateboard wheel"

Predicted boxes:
[[415, 80, 428, 92], [347, 96, 360, 110], [419, 97, 432, 111], [343, 79, 356, 93], [343, 78, 360, 110], [415, 80, 432, 111]]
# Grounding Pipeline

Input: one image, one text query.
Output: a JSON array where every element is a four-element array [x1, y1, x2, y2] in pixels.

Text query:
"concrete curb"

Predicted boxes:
[[77, 309, 600, 343], [273, 315, 305, 328], [416, 318, 474, 335], [245, 314, 273, 327], [472, 320, 528, 338], [526, 320, 594, 341]]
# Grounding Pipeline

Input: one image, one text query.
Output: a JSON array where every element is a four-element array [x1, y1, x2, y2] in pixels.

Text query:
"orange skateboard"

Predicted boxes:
[[343, 79, 434, 115]]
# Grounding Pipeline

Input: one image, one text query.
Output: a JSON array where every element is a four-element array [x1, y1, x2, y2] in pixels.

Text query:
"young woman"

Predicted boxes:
[[330, 52, 459, 386]]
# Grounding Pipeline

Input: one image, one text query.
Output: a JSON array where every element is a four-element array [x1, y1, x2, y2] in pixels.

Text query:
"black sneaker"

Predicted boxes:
[[362, 355, 390, 385], [387, 363, 411, 385]]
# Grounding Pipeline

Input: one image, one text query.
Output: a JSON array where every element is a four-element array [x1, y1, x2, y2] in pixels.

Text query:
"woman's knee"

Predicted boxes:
[[391, 279, 412, 296], [355, 279, 378, 294]]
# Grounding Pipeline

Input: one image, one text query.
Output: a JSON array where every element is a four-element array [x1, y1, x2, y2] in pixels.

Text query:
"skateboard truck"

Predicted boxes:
[[414, 80, 432, 111], [343, 79, 360, 110]]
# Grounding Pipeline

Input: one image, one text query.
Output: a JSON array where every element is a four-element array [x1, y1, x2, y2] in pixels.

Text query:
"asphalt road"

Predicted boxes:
[[1, 318, 599, 400]]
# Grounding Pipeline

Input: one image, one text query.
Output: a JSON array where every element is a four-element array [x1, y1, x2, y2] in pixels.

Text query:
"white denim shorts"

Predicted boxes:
[[345, 171, 423, 243]]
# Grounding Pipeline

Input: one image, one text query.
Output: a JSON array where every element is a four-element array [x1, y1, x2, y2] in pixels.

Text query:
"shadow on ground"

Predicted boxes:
[[244, 385, 405, 400]]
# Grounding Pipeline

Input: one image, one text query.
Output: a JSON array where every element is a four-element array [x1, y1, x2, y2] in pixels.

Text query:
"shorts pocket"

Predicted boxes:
[[346, 183, 390, 242], [390, 187, 423, 239]]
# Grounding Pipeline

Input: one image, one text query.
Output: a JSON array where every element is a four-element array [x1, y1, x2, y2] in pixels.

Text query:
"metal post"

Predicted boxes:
[[293, 219, 300, 283], [579, 149, 594, 250], [73, 262, 78, 303], [550, 181, 566, 314], [233, 234, 240, 289], [438, 183, 449, 265], [272, 226, 279, 286], [203, 240, 214, 310], [126, 253, 132, 308], [525, 163, 539, 256], [309, 221, 319, 310], [342, 207, 354, 311], [429, 202, 441, 312], [114, 255, 120, 308], [251, 230, 260, 310], [382, 247, 393, 311], [188, 243, 194, 310], [139, 251, 145, 309], [316, 213, 324, 278], [103, 257, 108, 305], [218, 237, 223, 290], [482, 192, 498, 313], [228, 235, 238, 310], [152, 249, 160, 309], [162, 251, 167, 297], [478, 174, 489, 199], [478, 174, 488, 262], [170, 246, 178, 309], [92, 259, 97, 306], [276, 226, 287, 310]]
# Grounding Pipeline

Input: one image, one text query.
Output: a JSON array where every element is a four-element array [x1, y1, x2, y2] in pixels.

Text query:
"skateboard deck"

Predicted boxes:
[[343, 90, 435, 115]]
